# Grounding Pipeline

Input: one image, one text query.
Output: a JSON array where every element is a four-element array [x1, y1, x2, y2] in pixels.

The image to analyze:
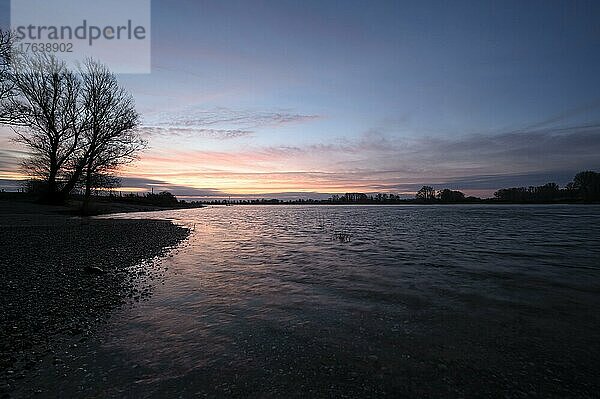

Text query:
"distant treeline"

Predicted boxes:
[[493, 171, 600, 203], [16, 170, 600, 206], [202, 170, 600, 205], [103, 192, 206, 207], [106, 191, 181, 206]]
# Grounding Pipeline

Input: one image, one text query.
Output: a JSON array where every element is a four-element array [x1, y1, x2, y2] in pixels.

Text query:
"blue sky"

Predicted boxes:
[[1, 0, 600, 197]]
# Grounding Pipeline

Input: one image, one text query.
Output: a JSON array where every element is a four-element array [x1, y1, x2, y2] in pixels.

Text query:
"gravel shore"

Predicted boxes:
[[0, 199, 189, 396]]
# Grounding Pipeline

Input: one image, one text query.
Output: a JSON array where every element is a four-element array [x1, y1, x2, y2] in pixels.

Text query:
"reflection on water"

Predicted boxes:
[[43, 206, 600, 396]]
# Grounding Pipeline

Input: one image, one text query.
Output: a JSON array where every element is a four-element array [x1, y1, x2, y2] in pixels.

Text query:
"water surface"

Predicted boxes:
[[30, 205, 600, 397]]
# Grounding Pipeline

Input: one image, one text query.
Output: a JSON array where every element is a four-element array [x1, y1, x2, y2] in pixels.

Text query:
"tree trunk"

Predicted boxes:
[[42, 154, 63, 204], [82, 164, 93, 214], [59, 157, 87, 198]]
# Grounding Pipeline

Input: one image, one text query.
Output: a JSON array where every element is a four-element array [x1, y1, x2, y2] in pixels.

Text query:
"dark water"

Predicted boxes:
[[29, 205, 600, 397]]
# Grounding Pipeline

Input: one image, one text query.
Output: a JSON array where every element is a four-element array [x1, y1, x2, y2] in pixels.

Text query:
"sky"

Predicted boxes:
[[1, 0, 600, 198]]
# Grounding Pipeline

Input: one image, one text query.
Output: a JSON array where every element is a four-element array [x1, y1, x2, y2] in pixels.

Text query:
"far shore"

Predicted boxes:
[[1, 191, 599, 211]]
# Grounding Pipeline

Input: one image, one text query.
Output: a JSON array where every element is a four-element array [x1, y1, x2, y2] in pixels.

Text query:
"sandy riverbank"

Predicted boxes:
[[0, 199, 189, 396]]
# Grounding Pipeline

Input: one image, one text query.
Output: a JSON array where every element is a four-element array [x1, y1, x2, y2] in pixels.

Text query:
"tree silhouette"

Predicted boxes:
[[75, 59, 144, 210], [0, 30, 15, 123], [416, 186, 436, 201], [572, 171, 600, 201], [437, 188, 465, 202], [6, 52, 88, 202], [0, 41, 144, 205]]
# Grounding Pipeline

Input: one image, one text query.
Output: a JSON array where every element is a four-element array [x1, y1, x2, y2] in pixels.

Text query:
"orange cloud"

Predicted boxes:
[[120, 144, 419, 194]]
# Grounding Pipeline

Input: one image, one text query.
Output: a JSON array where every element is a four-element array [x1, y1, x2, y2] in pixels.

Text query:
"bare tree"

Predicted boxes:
[[76, 59, 144, 210], [0, 30, 16, 123], [572, 171, 600, 201], [416, 185, 436, 201], [437, 188, 465, 202], [6, 51, 88, 202], [2, 49, 144, 205]]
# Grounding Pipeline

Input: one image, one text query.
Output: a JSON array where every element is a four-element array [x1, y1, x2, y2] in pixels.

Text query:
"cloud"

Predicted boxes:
[[123, 124, 600, 196], [140, 107, 319, 141], [117, 176, 339, 200], [118, 177, 333, 200], [140, 126, 253, 140], [405, 124, 600, 175], [146, 106, 320, 130], [2, 120, 599, 198], [0, 148, 27, 174], [440, 171, 581, 190], [119, 177, 226, 197]]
